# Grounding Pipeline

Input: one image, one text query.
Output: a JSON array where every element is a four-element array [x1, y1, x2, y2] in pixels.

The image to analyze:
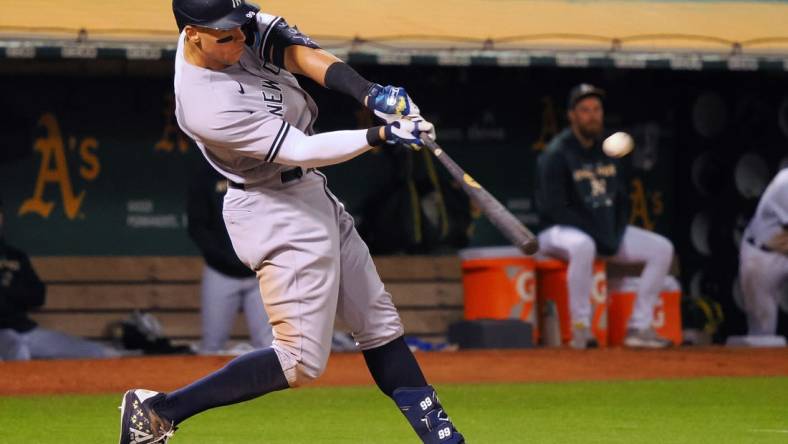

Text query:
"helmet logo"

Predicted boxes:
[[245, 11, 255, 18], [231, 0, 242, 7]]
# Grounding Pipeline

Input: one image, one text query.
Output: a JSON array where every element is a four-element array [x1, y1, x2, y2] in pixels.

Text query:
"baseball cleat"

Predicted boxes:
[[624, 328, 672, 348], [570, 324, 598, 350], [118, 389, 177, 444]]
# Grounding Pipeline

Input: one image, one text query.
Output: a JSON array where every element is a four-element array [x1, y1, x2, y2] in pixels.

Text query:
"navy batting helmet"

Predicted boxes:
[[172, 0, 260, 32]]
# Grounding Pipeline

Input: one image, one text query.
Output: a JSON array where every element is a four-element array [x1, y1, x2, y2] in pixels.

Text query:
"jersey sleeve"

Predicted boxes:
[[188, 108, 307, 163], [243, 13, 321, 71]]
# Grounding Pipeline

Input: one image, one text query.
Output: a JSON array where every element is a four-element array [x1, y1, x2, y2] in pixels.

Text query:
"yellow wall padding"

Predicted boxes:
[[1, 0, 787, 53]]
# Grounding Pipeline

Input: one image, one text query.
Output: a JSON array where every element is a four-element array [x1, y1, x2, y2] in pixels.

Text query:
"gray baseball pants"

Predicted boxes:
[[223, 171, 404, 387], [538, 224, 674, 330]]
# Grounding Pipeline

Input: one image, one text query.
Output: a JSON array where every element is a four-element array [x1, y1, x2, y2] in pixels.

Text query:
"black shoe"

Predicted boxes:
[[118, 389, 176, 444]]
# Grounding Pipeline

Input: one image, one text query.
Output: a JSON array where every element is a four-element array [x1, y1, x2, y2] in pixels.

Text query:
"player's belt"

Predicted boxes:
[[746, 237, 774, 253], [228, 167, 312, 190]]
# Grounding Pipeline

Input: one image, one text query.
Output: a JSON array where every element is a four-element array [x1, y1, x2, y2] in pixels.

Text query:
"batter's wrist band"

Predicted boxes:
[[324, 62, 373, 104], [366, 126, 385, 146]]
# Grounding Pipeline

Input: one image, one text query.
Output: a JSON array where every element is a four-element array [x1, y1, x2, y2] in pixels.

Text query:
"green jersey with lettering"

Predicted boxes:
[[536, 128, 629, 255]]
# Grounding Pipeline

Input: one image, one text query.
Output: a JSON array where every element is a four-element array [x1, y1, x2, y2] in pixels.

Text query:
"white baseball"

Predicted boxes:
[[602, 132, 634, 158]]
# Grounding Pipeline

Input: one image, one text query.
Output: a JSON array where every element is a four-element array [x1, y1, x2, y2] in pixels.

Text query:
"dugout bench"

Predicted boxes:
[[28, 256, 465, 345]]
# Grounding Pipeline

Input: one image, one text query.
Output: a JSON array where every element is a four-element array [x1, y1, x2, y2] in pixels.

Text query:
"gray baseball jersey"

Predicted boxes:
[[175, 13, 319, 186], [174, 13, 404, 386]]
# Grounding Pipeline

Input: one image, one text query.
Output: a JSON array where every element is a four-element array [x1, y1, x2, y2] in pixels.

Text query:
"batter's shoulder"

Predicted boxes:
[[178, 72, 251, 119], [243, 12, 320, 69], [176, 91, 240, 147], [177, 86, 220, 127]]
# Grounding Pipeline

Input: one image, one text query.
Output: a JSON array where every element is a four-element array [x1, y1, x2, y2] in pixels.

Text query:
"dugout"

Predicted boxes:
[[1, 0, 787, 343]]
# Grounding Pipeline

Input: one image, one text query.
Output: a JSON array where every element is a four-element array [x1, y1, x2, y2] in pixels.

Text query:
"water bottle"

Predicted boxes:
[[541, 299, 561, 347]]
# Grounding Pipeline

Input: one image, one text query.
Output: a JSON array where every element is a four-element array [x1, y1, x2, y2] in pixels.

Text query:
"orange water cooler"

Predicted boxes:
[[607, 276, 683, 346], [459, 247, 537, 342], [535, 258, 608, 347]]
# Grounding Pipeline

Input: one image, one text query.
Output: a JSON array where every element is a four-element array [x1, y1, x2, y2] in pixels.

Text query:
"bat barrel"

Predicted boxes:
[[420, 134, 540, 256], [520, 239, 540, 255]]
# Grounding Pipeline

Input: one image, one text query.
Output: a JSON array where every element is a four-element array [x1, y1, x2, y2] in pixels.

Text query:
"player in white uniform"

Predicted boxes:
[[739, 168, 788, 338], [117, 1, 464, 443]]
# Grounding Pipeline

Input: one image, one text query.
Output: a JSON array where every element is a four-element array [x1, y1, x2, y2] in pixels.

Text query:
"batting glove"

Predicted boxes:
[[384, 116, 436, 151], [366, 84, 421, 123]]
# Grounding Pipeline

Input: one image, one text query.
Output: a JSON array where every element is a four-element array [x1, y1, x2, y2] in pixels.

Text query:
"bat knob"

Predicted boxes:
[[520, 239, 540, 255]]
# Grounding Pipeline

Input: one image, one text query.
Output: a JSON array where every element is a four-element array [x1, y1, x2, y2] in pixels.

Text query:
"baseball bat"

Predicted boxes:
[[420, 135, 540, 255]]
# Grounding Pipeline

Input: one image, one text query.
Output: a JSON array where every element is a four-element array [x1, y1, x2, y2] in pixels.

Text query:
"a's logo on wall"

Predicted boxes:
[[629, 178, 664, 230], [19, 113, 100, 220]]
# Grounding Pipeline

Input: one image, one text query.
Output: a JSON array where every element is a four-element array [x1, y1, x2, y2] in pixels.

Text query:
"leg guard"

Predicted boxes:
[[392, 386, 464, 444]]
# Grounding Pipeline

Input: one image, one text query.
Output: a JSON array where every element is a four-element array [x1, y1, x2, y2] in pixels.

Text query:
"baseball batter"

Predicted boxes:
[[739, 168, 788, 337], [536, 84, 675, 349], [117, 1, 464, 443]]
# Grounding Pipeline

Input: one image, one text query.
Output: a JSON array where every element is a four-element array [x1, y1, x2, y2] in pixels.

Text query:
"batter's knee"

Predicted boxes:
[[271, 344, 329, 388], [292, 363, 325, 387], [355, 322, 405, 351]]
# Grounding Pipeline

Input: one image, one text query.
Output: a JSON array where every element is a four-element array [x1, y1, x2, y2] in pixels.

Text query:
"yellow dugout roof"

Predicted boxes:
[[1, 0, 788, 55]]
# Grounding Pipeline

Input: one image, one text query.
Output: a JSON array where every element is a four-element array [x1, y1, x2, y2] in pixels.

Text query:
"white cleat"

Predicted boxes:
[[624, 328, 672, 348]]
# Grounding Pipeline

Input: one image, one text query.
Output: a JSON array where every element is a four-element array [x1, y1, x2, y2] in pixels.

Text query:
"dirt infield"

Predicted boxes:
[[1, 347, 787, 396]]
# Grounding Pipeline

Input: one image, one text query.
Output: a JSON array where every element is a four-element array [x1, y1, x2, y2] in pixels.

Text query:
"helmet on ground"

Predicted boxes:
[[172, 0, 260, 32]]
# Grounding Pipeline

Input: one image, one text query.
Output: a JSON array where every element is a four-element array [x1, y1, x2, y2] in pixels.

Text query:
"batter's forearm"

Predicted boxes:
[[323, 61, 374, 104], [314, 57, 422, 121], [276, 128, 382, 168], [282, 47, 375, 105], [283, 46, 343, 86]]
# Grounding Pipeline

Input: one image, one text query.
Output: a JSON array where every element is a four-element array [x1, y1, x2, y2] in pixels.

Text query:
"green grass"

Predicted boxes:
[[1, 377, 787, 443]]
